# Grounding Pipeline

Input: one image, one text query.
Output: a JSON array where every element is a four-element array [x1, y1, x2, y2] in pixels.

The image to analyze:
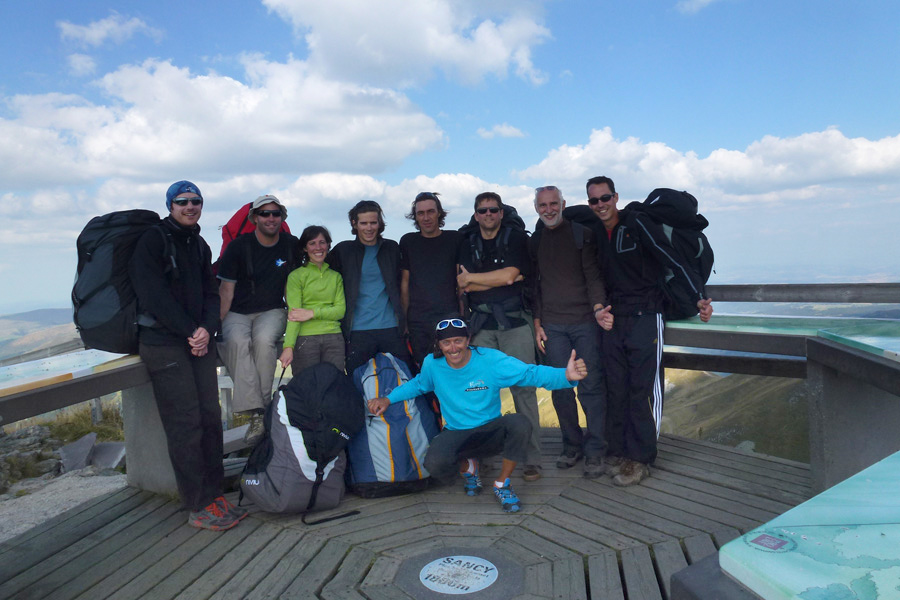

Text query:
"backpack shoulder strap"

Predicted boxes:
[[570, 222, 585, 250], [155, 226, 179, 279], [467, 231, 484, 270], [496, 226, 512, 263]]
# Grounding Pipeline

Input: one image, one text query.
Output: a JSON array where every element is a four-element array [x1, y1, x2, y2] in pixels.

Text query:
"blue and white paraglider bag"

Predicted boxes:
[[349, 352, 439, 497]]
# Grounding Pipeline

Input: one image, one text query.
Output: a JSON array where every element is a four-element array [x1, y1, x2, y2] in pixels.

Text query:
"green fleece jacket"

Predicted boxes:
[[283, 262, 345, 347]]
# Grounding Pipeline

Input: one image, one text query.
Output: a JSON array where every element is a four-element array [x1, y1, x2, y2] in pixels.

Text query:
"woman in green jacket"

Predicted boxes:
[[279, 225, 346, 372]]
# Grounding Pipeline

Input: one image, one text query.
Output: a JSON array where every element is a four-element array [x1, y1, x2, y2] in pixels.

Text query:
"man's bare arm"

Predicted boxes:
[[218, 280, 235, 321]]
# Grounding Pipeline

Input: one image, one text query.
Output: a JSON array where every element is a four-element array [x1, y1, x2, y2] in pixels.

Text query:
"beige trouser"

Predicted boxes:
[[220, 308, 287, 412]]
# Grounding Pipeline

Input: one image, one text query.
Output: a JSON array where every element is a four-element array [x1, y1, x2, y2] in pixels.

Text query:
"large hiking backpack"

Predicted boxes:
[[72, 210, 172, 354], [625, 188, 714, 321], [348, 353, 440, 498], [240, 363, 365, 520]]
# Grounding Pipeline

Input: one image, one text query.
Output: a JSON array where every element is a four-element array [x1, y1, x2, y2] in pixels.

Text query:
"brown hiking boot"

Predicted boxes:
[[523, 465, 542, 482], [612, 460, 650, 487], [604, 455, 625, 477]]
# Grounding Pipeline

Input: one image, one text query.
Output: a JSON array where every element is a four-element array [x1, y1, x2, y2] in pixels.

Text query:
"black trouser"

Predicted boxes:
[[139, 341, 223, 512], [407, 318, 439, 368], [345, 327, 412, 375], [423, 414, 532, 484], [601, 312, 664, 465]]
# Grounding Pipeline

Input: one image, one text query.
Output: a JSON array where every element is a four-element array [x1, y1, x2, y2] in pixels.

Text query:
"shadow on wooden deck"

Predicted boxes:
[[0, 431, 810, 600]]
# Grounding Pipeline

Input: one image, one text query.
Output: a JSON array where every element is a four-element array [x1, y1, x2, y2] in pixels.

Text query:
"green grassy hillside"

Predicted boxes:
[[504, 369, 809, 463]]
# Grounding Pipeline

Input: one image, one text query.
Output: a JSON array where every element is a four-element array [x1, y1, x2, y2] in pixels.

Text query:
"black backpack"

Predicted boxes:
[[625, 188, 714, 321], [241, 363, 365, 523], [530, 204, 600, 253], [72, 210, 174, 354]]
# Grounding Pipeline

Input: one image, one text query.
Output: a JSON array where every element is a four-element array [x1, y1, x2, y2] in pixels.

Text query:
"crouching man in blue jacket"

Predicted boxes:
[[367, 318, 587, 512]]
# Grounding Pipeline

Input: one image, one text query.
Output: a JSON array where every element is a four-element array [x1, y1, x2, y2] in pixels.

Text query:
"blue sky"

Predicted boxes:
[[1, 0, 899, 314]]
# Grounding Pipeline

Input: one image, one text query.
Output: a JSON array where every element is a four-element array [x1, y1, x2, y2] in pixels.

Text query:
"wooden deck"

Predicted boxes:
[[0, 431, 811, 600]]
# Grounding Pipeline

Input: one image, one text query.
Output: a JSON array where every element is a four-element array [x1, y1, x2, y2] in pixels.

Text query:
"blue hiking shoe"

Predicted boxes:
[[493, 478, 521, 513], [462, 471, 483, 496]]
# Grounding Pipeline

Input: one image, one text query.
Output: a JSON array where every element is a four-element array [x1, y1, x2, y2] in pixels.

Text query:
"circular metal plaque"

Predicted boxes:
[[418, 555, 500, 594]]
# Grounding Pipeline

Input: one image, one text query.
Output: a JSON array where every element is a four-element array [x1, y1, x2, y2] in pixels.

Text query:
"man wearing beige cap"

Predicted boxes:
[[218, 195, 298, 445]]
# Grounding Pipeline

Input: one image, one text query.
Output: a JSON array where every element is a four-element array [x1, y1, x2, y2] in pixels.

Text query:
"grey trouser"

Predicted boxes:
[[424, 414, 532, 484], [292, 333, 346, 374], [471, 323, 542, 466], [544, 321, 607, 458], [220, 308, 287, 412]]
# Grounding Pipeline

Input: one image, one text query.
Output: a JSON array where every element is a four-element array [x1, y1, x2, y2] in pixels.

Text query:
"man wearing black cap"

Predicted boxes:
[[129, 180, 245, 531], [368, 318, 588, 513], [218, 195, 298, 445]]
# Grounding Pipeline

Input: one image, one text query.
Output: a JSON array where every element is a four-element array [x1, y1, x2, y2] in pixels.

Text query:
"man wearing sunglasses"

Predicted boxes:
[[218, 195, 298, 445], [456, 192, 543, 482], [586, 176, 713, 487], [367, 318, 587, 513], [530, 185, 613, 479], [129, 181, 245, 530]]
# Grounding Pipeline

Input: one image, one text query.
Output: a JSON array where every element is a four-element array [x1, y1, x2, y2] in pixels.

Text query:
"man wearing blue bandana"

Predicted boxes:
[[130, 180, 245, 530], [368, 318, 588, 513], [218, 195, 298, 445]]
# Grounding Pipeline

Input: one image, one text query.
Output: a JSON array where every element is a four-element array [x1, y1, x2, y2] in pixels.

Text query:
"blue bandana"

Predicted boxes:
[[166, 180, 203, 210]]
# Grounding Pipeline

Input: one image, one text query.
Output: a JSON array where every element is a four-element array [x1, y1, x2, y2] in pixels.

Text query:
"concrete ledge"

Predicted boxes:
[[670, 554, 757, 600]]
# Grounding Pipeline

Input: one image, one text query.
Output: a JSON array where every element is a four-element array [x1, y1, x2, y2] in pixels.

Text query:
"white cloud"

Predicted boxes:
[[675, 0, 723, 14], [0, 56, 444, 187], [477, 123, 525, 139], [515, 126, 900, 208], [57, 12, 162, 47], [66, 54, 97, 76], [263, 0, 550, 86]]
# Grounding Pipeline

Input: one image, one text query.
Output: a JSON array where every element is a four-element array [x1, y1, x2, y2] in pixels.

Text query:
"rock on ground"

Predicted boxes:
[[0, 466, 127, 544]]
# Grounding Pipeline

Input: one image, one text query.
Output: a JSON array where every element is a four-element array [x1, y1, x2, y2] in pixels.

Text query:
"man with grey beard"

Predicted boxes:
[[529, 185, 613, 478]]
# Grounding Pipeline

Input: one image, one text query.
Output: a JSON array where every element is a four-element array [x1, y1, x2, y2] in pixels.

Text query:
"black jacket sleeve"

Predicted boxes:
[[129, 227, 196, 339]]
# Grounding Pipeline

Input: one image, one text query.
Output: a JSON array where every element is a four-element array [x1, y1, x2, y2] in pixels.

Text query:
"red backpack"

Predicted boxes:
[[219, 202, 292, 258]]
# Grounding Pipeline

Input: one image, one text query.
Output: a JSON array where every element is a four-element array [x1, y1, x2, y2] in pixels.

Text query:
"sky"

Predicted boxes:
[[1, 0, 899, 315]]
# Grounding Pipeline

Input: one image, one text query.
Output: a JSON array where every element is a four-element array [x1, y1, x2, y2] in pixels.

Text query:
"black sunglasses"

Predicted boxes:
[[256, 210, 283, 218], [172, 197, 203, 207], [416, 192, 439, 201], [476, 207, 501, 215], [588, 194, 615, 205], [535, 185, 558, 192]]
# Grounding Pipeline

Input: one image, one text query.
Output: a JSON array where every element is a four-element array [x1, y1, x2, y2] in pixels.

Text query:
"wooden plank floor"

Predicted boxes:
[[0, 431, 810, 600]]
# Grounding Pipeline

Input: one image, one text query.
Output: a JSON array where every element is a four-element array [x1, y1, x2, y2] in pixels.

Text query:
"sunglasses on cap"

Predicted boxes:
[[476, 207, 501, 215], [172, 197, 203, 207], [256, 210, 283, 218], [436, 318, 466, 331], [588, 194, 615, 205]]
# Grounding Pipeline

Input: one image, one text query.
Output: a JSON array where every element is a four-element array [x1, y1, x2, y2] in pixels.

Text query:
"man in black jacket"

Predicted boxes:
[[587, 175, 713, 486], [129, 180, 244, 531], [327, 200, 410, 374]]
